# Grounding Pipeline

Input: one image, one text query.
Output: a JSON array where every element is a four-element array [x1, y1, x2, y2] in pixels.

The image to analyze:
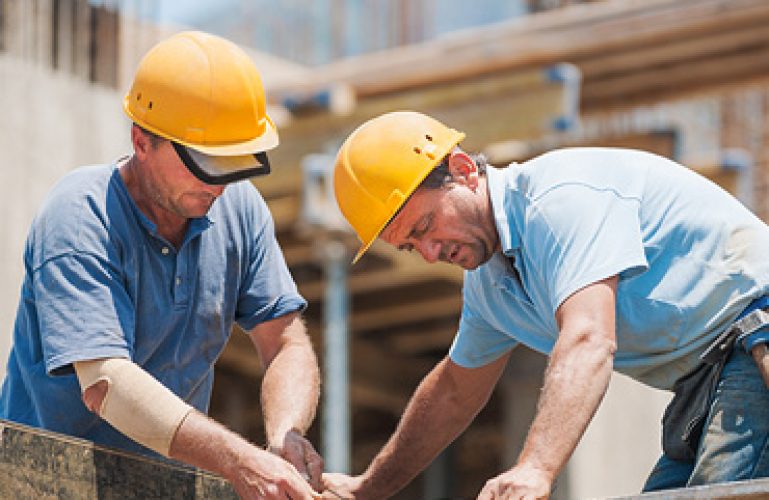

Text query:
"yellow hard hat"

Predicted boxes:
[[333, 111, 465, 263], [123, 31, 278, 184]]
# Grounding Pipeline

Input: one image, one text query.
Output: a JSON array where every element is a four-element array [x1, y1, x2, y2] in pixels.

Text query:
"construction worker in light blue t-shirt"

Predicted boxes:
[[323, 111, 769, 499]]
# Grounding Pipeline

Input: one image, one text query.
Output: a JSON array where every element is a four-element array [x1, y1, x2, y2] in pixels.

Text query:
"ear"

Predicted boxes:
[[446, 149, 479, 190], [130, 124, 151, 160]]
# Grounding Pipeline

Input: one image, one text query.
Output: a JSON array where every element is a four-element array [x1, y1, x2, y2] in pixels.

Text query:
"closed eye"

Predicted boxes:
[[410, 214, 433, 240]]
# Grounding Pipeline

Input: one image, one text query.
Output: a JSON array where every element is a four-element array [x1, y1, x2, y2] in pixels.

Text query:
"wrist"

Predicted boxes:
[[267, 426, 302, 450], [513, 459, 556, 485], [355, 470, 391, 500]]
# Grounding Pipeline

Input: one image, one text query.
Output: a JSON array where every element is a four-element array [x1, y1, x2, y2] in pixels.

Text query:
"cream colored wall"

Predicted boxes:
[[0, 55, 131, 379], [567, 373, 672, 499]]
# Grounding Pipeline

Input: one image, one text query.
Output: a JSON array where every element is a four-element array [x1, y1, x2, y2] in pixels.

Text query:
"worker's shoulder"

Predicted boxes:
[[527, 146, 667, 166], [30, 164, 119, 247], [46, 163, 115, 202], [214, 178, 271, 218]]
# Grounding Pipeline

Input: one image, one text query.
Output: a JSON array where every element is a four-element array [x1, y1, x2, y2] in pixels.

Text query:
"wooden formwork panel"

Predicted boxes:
[[0, 420, 236, 499]]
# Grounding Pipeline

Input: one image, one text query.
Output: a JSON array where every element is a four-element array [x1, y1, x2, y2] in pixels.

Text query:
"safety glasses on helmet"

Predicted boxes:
[[172, 143, 271, 185]]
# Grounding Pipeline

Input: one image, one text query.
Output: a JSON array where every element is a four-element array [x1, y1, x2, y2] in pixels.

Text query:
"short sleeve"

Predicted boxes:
[[525, 184, 648, 313], [35, 252, 134, 375], [235, 202, 306, 331], [449, 291, 519, 368]]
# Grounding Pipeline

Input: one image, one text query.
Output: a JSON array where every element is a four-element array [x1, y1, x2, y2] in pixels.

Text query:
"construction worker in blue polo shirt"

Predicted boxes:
[[0, 32, 322, 499], [324, 111, 769, 499]]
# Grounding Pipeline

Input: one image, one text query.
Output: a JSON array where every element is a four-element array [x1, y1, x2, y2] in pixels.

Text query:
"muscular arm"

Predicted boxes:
[[326, 352, 511, 500], [480, 276, 618, 499], [249, 311, 323, 486]]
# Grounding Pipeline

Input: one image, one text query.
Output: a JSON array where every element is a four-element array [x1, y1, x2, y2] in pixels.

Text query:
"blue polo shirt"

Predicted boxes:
[[0, 161, 306, 457], [449, 148, 769, 389]]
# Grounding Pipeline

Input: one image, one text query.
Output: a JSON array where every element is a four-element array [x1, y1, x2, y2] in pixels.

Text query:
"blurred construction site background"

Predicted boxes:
[[3, 0, 769, 498]]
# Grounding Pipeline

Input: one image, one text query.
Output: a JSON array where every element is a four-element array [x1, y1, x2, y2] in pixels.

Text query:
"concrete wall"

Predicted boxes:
[[0, 54, 130, 379], [568, 373, 672, 499]]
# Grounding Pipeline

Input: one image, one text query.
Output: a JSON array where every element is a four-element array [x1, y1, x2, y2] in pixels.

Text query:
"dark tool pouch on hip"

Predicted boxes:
[[661, 358, 725, 461], [662, 304, 769, 461]]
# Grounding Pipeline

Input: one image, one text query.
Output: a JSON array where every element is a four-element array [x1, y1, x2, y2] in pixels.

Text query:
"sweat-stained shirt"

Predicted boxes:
[[449, 147, 769, 389]]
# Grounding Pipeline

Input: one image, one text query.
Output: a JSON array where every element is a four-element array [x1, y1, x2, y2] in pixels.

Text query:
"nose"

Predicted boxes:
[[418, 239, 441, 263], [200, 182, 225, 197], [209, 185, 225, 197]]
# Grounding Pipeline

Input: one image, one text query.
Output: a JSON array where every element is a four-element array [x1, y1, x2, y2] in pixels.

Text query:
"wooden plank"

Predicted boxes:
[[297, 267, 461, 303], [351, 382, 409, 416], [351, 295, 462, 333], [582, 45, 769, 108], [611, 477, 769, 499], [576, 20, 769, 80], [0, 420, 236, 499], [275, 73, 577, 165], [270, 0, 769, 98], [384, 324, 457, 356]]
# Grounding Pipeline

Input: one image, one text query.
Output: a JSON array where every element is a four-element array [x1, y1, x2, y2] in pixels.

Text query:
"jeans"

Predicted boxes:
[[643, 346, 769, 491]]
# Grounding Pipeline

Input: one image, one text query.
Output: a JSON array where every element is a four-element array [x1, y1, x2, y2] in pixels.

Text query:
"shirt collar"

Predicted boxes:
[[486, 164, 521, 255]]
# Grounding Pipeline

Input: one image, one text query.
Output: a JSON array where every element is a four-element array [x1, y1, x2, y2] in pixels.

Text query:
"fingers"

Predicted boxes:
[[303, 443, 324, 491], [272, 432, 324, 492], [277, 468, 319, 500], [240, 451, 320, 500]]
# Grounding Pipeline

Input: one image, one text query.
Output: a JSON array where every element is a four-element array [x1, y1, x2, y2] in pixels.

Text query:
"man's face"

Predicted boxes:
[[380, 182, 498, 270], [142, 139, 226, 219]]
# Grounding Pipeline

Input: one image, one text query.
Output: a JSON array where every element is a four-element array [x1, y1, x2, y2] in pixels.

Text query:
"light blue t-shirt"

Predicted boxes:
[[449, 148, 769, 389], [0, 162, 306, 457]]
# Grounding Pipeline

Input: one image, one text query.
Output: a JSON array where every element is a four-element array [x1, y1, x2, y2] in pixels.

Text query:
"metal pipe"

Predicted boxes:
[[322, 239, 351, 473]]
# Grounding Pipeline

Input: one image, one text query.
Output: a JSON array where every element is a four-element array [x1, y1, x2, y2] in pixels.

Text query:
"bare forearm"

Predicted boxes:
[[358, 358, 492, 499], [170, 410, 246, 478], [517, 336, 614, 480], [171, 411, 320, 498], [261, 337, 320, 444]]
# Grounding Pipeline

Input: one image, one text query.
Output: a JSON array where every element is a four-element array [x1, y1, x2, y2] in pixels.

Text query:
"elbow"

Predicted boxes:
[[81, 379, 109, 414], [561, 322, 617, 365], [591, 333, 617, 359]]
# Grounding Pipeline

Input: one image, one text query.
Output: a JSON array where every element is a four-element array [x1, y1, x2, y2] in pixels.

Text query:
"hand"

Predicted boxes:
[[269, 429, 324, 491], [477, 465, 552, 500], [228, 446, 321, 500], [322, 472, 363, 499]]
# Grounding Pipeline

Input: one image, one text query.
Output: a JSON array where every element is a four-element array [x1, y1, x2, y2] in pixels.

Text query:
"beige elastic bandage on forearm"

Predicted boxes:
[[74, 358, 193, 457]]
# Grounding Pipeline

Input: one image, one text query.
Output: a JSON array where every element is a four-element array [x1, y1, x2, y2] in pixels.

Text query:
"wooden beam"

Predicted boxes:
[[0, 420, 236, 499], [297, 264, 462, 303], [266, 195, 301, 232], [270, 0, 769, 98], [350, 382, 409, 417], [277, 72, 576, 158], [351, 295, 462, 333], [384, 324, 457, 356], [217, 330, 262, 378], [581, 44, 769, 108], [575, 21, 769, 80]]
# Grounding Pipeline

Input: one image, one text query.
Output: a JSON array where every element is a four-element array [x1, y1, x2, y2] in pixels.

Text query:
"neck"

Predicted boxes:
[[480, 176, 502, 255], [120, 156, 189, 248]]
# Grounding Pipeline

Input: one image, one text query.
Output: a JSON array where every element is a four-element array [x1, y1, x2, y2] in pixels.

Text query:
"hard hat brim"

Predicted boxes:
[[184, 116, 280, 156], [172, 143, 271, 185]]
